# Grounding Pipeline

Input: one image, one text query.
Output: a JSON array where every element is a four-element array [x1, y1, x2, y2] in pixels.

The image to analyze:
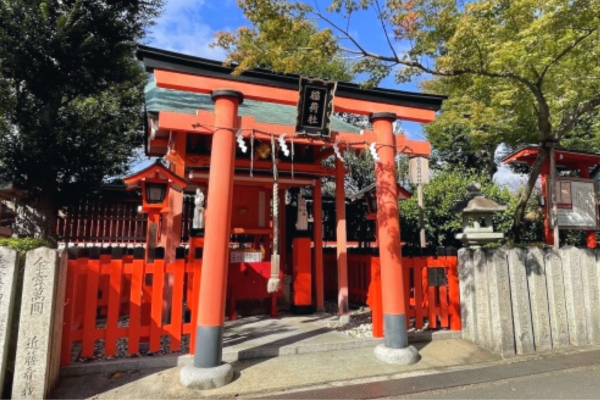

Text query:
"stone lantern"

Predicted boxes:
[[452, 182, 507, 248]]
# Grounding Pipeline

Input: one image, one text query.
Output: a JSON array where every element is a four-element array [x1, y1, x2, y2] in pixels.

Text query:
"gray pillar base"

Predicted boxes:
[[374, 343, 421, 365], [180, 363, 233, 390], [339, 314, 351, 325]]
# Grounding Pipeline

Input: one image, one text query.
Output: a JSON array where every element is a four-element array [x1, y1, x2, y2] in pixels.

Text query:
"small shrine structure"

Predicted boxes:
[[134, 46, 445, 388], [503, 146, 600, 247]]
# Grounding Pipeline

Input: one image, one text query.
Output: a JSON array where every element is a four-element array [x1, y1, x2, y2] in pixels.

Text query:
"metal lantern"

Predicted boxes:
[[144, 182, 168, 204]]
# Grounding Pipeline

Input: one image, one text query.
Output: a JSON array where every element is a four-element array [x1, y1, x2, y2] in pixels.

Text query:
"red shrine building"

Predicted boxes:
[[132, 46, 445, 387]]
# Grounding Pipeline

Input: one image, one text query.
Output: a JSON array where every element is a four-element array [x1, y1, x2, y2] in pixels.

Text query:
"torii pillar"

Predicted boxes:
[[370, 112, 420, 365], [180, 90, 243, 389]]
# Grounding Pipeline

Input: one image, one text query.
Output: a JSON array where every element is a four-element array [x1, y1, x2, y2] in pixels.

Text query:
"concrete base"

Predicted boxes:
[[179, 363, 233, 390], [339, 314, 351, 325], [373, 343, 421, 365]]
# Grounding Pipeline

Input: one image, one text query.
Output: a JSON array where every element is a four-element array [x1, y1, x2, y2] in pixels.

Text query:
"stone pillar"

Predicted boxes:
[[486, 249, 515, 356], [370, 112, 419, 365], [473, 249, 492, 349], [525, 247, 551, 351], [335, 158, 349, 323], [544, 248, 570, 349], [0, 247, 18, 396], [12, 247, 67, 399], [560, 246, 588, 346], [581, 249, 600, 344], [507, 248, 534, 355], [180, 90, 243, 390], [458, 248, 477, 343]]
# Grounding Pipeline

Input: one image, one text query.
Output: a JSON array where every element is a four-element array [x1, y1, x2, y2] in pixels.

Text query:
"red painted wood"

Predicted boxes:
[[150, 260, 165, 352], [128, 258, 144, 355], [368, 256, 383, 337], [413, 258, 424, 329], [170, 259, 185, 351], [60, 260, 77, 366], [105, 257, 123, 356], [190, 259, 201, 354], [293, 238, 312, 306], [447, 256, 461, 330], [81, 258, 100, 358]]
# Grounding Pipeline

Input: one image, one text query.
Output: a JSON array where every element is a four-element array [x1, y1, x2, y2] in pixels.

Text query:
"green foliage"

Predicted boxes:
[[225, 0, 600, 238], [212, 0, 352, 81], [0, 0, 163, 238], [0, 237, 53, 256], [400, 168, 524, 247]]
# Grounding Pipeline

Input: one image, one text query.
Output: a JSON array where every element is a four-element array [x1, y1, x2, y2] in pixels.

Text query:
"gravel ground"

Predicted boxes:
[[322, 301, 430, 339]]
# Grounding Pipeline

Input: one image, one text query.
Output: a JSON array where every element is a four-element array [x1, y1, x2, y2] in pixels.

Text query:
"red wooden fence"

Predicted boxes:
[[61, 252, 460, 367], [60, 255, 202, 367], [323, 252, 461, 332]]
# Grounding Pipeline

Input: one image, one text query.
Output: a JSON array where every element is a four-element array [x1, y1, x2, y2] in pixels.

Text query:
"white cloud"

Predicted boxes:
[[147, 0, 227, 60]]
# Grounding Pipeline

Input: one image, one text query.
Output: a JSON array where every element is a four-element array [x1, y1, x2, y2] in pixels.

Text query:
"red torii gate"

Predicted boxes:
[[503, 146, 600, 248], [136, 45, 445, 388]]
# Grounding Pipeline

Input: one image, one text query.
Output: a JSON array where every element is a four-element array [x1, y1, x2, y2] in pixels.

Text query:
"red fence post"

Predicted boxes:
[[367, 256, 383, 337], [105, 256, 123, 356], [60, 260, 77, 366], [128, 257, 144, 354], [81, 257, 100, 358], [447, 256, 461, 330]]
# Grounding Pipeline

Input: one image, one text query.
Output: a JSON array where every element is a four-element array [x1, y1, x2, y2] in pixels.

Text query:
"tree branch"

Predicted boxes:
[[314, 10, 398, 63], [539, 29, 597, 83], [374, 0, 399, 61], [553, 94, 600, 139]]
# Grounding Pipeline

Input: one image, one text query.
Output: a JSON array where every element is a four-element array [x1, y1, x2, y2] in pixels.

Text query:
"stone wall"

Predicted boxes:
[[459, 246, 600, 356]]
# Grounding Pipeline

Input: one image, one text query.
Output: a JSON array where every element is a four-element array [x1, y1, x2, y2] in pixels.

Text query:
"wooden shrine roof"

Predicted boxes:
[[145, 82, 361, 133], [502, 146, 600, 168], [137, 45, 446, 112]]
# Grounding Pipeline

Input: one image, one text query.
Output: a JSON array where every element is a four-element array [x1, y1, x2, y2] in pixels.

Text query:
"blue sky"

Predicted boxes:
[[144, 0, 517, 185]]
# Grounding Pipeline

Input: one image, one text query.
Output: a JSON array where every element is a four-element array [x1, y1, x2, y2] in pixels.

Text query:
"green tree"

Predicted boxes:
[[212, 0, 352, 81], [0, 0, 163, 240], [222, 0, 600, 241], [399, 168, 519, 247]]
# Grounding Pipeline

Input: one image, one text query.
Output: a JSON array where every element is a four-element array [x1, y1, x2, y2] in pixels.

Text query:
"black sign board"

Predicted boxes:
[[296, 77, 337, 138], [428, 268, 447, 287]]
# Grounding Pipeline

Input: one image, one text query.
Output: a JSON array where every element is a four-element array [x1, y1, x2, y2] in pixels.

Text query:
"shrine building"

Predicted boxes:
[[132, 45, 445, 388]]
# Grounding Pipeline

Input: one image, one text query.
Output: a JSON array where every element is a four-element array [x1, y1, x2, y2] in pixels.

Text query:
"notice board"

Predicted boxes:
[[549, 178, 599, 230]]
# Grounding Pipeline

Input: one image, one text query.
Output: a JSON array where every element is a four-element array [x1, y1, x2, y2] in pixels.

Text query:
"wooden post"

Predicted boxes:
[[314, 179, 324, 311], [146, 212, 160, 263], [541, 173, 554, 245], [550, 144, 559, 249], [335, 158, 349, 322], [194, 90, 242, 369], [371, 112, 416, 361], [162, 132, 187, 262], [417, 183, 425, 248]]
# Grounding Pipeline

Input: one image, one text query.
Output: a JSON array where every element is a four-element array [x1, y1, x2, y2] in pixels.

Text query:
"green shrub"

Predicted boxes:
[[0, 237, 53, 256]]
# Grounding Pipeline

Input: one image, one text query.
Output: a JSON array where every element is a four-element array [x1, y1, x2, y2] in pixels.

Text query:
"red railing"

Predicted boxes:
[[60, 255, 202, 367], [61, 251, 460, 367], [323, 252, 461, 332]]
